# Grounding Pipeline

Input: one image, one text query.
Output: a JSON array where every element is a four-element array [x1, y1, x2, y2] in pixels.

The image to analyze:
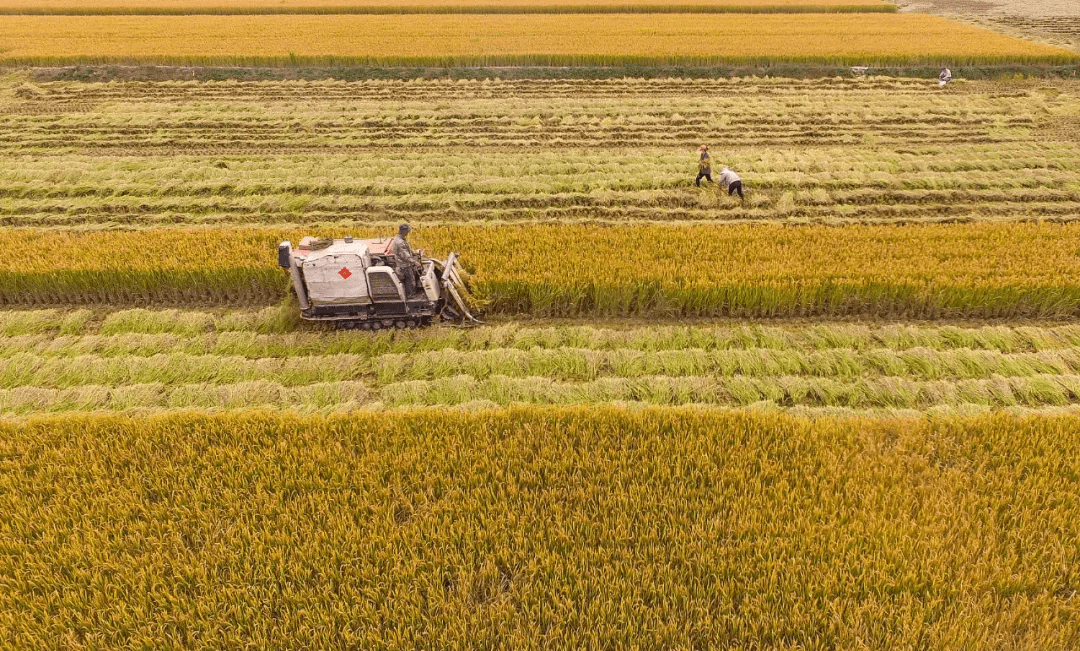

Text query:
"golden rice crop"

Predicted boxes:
[[459, 222, 1080, 317], [0, 13, 1072, 66], [0, 0, 896, 14], [2, 222, 1080, 317], [0, 229, 284, 305], [0, 407, 1077, 646]]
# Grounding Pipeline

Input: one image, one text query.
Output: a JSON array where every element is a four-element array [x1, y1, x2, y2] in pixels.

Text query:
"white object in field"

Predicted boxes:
[[851, 66, 868, 76], [366, 266, 406, 302], [421, 261, 440, 301], [300, 240, 372, 305]]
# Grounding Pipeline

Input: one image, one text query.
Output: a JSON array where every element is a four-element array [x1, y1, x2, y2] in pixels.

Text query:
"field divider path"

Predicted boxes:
[[0, 0, 897, 13], [0, 3, 900, 14]]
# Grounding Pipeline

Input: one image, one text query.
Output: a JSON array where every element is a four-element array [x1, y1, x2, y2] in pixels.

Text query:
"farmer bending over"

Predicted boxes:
[[719, 167, 744, 201], [695, 145, 713, 186]]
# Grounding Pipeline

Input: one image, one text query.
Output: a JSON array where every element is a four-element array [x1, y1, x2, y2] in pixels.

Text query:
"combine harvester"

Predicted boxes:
[[278, 235, 480, 330]]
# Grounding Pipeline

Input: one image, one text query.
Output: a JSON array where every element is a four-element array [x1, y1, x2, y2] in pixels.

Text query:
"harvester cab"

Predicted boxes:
[[277, 235, 481, 330]]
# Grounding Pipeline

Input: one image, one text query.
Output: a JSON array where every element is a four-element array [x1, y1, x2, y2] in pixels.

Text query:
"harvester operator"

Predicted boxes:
[[389, 223, 421, 298]]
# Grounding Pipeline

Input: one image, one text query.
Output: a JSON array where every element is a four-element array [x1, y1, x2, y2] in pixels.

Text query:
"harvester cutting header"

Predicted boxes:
[[278, 224, 480, 330]]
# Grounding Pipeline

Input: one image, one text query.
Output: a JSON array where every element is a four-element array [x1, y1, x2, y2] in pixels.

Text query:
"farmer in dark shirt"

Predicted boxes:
[[695, 145, 713, 187]]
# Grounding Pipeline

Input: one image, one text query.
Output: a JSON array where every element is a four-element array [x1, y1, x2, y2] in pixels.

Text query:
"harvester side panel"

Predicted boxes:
[[303, 251, 371, 305]]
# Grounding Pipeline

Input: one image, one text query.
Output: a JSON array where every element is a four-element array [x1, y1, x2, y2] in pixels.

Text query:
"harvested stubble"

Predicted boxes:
[[0, 14, 1073, 66], [3, 74, 1021, 111], [0, 78, 1058, 157], [2, 223, 1080, 319], [0, 408, 1078, 646], [9, 144, 1080, 228], [6, 77, 1080, 227], [0, 0, 898, 13]]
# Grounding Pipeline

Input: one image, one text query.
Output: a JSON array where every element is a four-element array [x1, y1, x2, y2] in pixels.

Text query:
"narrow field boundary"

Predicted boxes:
[[13, 53, 1077, 68], [30, 63, 1080, 82], [0, 4, 898, 14]]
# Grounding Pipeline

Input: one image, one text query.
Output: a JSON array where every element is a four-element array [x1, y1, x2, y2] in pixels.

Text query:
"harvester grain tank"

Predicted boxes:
[[278, 235, 480, 329]]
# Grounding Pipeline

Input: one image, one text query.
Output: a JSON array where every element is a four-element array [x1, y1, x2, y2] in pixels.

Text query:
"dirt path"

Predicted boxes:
[[897, 0, 1080, 53]]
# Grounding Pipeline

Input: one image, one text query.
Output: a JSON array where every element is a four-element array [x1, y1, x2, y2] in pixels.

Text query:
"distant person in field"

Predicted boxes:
[[695, 145, 713, 186], [939, 67, 952, 87], [719, 166, 744, 201]]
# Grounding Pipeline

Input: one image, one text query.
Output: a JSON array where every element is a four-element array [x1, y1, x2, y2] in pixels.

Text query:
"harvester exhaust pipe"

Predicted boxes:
[[278, 241, 310, 310], [442, 252, 482, 325]]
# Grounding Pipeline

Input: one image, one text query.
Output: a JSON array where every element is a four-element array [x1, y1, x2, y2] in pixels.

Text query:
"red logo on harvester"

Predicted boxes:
[[338, 267, 352, 280]]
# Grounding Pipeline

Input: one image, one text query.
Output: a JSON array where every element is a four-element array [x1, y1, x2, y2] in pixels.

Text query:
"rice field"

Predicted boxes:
[[1, 13, 1073, 66], [5, 3, 1080, 642]]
